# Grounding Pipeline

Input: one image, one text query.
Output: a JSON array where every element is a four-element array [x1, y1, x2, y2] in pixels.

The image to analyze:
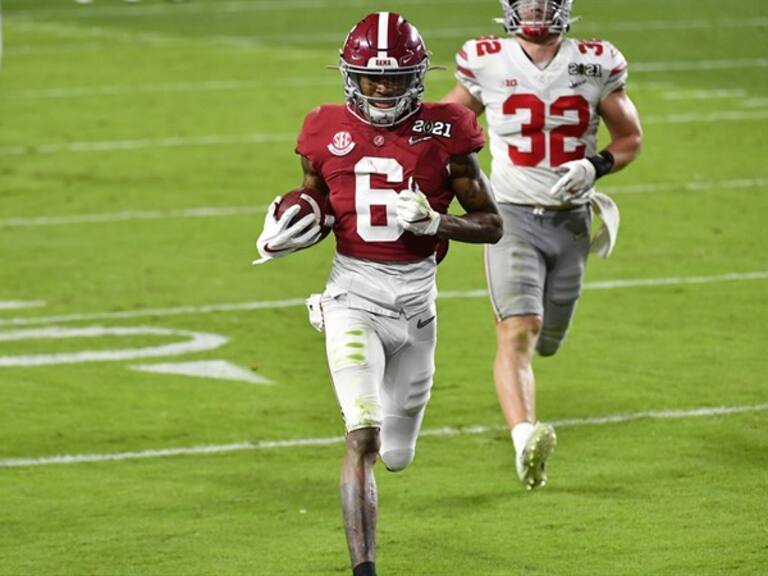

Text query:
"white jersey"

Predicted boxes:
[[455, 36, 628, 206]]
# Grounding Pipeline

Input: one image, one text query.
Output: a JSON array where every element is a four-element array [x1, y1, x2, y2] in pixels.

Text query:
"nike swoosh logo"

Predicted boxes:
[[569, 79, 586, 88], [408, 136, 433, 145], [416, 315, 436, 329]]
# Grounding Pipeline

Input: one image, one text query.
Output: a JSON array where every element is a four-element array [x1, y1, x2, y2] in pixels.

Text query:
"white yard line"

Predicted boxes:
[[602, 177, 768, 195], [0, 177, 765, 230], [1, 78, 340, 100], [0, 206, 268, 228], [742, 98, 768, 108], [586, 18, 768, 32], [643, 109, 768, 124], [2, 59, 766, 101], [0, 133, 296, 157], [0, 300, 46, 310], [439, 271, 768, 297], [663, 89, 747, 100], [0, 271, 766, 328], [11, 0, 764, 27], [1, 403, 765, 468], [0, 298, 308, 327], [252, 28, 768, 46], [10, 0, 471, 19], [632, 58, 768, 72], [2, 108, 767, 158]]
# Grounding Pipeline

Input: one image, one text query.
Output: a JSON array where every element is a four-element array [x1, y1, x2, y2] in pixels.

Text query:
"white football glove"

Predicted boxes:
[[253, 196, 322, 264], [396, 178, 440, 236], [549, 158, 596, 202]]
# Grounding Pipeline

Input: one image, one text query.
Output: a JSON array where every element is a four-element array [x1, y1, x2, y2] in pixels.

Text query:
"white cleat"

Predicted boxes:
[[516, 422, 557, 490]]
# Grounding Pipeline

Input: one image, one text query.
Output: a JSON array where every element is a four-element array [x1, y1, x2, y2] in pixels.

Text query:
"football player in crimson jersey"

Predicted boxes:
[[442, 0, 643, 490], [255, 12, 502, 576]]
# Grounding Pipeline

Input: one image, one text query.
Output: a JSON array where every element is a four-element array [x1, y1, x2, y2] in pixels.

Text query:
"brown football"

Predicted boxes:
[[274, 188, 333, 241]]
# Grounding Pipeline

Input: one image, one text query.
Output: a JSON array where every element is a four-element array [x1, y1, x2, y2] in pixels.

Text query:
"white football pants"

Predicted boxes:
[[322, 294, 436, 471]]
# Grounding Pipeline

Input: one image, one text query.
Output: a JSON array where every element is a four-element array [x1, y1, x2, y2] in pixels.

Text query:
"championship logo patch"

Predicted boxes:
[[327, 131, 356, 156]]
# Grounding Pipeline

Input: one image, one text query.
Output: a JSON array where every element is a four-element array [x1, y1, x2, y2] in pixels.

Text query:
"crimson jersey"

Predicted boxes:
[[296, 103, 484, 262]]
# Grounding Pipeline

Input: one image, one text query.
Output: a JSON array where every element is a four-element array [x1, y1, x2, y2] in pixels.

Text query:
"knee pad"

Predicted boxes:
[[380, 448, 415, 472], [536, 325, 567, 357]]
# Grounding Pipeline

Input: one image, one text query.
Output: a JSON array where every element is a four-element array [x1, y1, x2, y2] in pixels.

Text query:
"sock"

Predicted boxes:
[[511, 421, 535, 455], [353, 561, 376, 576]]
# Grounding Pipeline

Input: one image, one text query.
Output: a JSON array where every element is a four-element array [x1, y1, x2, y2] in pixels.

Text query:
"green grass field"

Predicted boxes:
[[1, 1, 767, 574]]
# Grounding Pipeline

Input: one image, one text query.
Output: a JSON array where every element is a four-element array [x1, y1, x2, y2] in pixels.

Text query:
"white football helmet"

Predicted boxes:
[[498, 0, 575, 39]]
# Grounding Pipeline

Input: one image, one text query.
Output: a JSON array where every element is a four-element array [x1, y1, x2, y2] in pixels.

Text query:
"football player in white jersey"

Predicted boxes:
[[443, 0, 643, 490]]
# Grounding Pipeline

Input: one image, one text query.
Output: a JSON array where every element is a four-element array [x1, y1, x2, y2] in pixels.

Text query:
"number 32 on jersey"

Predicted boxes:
[[504, 93, 590, 168]]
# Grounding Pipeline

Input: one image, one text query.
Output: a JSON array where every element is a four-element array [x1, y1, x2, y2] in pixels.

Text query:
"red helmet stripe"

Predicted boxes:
[[458, 48, 468, 61]]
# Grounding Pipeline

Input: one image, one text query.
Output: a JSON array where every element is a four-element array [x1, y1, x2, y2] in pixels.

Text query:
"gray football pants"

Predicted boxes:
[[485, 203, 591, 356]]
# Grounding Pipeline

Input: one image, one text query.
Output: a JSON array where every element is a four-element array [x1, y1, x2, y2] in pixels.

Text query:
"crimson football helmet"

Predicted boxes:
[[339, 12, 430, 127], [498, 0, 574, 39]]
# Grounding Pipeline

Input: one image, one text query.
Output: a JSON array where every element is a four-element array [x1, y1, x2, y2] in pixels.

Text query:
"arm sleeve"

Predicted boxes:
[[600, 41, 629, 101], [454, 40, 485, 104]]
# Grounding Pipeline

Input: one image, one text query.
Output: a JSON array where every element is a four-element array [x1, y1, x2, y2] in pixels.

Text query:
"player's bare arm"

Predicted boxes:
[[441, 83, 485, 116], [598, 89, 643, 173], [440, 152, 503, 243]]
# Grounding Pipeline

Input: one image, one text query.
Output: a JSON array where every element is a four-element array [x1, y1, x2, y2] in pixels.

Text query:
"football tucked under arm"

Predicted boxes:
[[253, 189, 333, 264]]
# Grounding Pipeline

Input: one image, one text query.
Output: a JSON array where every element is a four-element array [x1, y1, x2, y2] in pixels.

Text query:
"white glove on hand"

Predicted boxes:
[[396, 179, 440, 236], [253, 196, 322, 264], [549, 158, 596, 202]]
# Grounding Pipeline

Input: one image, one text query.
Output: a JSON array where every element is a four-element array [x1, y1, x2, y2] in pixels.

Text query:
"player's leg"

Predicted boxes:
[[537, 206, 592, 356], [323, 297, 386, 574], [378, 308, 436, 473], [519, 206, 591, 489], [486, 205, 545, 428], [340, 428, 379, 576], [486, 204, 554, 488], [494, 314, 542, 427]]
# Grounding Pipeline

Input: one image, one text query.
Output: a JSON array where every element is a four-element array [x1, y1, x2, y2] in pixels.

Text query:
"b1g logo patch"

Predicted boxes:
[[327, 131, 356, 156]]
